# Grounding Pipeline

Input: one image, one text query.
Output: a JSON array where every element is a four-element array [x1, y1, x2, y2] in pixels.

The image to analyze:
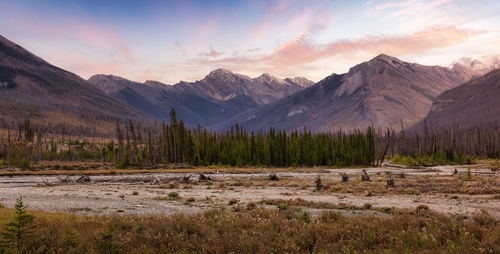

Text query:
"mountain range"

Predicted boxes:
[[216, 54, 482, 132], [88, 69, 313, 127], [1, 34, 499, 133]]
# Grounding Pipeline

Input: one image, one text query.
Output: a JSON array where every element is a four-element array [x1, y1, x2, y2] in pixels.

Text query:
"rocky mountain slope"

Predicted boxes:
[[219, 54, 477, 132], [0, 35, 146, 132], [417, 69, 500, 128]]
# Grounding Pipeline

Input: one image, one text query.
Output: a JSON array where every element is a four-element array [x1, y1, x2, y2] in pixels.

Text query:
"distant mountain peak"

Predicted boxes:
[[207, 68, 235, 77], [284, 77, 315, 87], [451, 55, 500, 74], [370, 53, 404, 64], [257, 72, 286, 84]]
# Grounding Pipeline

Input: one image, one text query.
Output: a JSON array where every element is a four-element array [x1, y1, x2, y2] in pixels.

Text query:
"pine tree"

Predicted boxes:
[[1, 197, 37, 253]]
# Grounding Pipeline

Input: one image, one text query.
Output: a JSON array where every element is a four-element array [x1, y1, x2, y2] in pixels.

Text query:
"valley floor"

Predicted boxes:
[[1, 164, 498, 218]]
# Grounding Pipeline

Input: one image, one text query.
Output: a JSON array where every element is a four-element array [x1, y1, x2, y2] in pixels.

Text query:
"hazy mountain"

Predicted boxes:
[[89, 69, 313, 126], [417, 69, 500, 128], [218, 54, 474, 132], [451, 55, 500, 78], [175, 69, 314, 105], [0, 35, 146, 132], [88, 74, 259, 127]]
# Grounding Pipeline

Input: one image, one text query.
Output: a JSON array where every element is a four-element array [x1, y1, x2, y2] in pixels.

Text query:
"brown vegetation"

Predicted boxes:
[[0, 203, 498, 253]]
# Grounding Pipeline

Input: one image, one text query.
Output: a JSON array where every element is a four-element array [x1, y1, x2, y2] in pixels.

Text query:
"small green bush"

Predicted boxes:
[[277, 203, 289, 211], [167, 192, 180, 200]]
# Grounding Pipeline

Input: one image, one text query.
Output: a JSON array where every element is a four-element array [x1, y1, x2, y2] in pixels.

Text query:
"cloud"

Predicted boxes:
[[375, 0, 454, 18], [375, 0, 419, 10], [3, 3, 133, 62], [193, 26, 484, 72], [207, 47, 224, 58]]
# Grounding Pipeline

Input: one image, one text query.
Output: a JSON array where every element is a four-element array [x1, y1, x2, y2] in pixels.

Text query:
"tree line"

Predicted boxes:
[[0, 110, 499, 168]]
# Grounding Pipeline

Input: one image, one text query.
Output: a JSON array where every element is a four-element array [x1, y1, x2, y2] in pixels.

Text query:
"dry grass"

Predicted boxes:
[[0, 163, 332, 176], [215, 174, 500, 195], [322, 174, 500, 195], [0, 205, 498, 253]]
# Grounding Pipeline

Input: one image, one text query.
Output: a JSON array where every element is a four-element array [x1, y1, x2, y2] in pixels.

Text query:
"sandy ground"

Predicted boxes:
[[0, 164, 498, 217]]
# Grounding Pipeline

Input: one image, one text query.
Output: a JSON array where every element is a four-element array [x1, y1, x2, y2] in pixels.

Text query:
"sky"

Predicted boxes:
[[1, 0, 499, 84]]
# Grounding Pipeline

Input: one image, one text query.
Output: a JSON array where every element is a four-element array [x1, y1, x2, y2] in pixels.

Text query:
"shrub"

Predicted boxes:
[[132, 191, 139, 196], [246, 202, 256, 210], [19, 158, 30, 170], [228, 199, 238, 205], [277, 203, 289, 211], [167, 192, 180, 200], [94, 228, 123, 254]]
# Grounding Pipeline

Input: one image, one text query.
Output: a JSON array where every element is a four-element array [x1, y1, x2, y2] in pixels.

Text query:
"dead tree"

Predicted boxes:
[[315, 176, 324, 190], [386, 175, 395, 188], [361, 169, 370, 181], [341, 173, 349, 182]]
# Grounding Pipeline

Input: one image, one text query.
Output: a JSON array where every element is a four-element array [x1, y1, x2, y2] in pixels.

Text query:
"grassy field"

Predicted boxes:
[[0, 203, 498, 253]]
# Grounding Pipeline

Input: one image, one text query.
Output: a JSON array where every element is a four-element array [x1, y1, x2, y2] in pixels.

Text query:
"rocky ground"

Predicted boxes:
[[0, 164, 498, 217]]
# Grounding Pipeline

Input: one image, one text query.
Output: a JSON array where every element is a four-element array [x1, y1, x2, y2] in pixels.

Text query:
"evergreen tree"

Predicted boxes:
[[1, 197, 37, 253]]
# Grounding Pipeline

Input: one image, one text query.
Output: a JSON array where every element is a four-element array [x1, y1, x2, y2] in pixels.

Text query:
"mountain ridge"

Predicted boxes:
[[0, 35, 148, 133], [414, 69, 500, 129], [215, 54, 481, 132], [88, 69, 314, 127]]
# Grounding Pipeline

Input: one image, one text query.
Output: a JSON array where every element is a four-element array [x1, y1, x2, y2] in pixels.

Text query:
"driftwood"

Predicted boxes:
[[269, 173, 279, 181], [76, 175, 91, 183], [199, 173, 213, 181]]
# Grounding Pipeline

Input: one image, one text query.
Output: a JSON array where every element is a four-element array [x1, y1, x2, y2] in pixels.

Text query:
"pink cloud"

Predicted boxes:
[[5, 4, 133, 62], [194, 26, 483, 72], [208, 47, 224, 58]]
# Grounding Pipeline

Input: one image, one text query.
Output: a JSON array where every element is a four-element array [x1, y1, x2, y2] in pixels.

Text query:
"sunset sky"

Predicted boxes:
[[1, 0, 499, 83]]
